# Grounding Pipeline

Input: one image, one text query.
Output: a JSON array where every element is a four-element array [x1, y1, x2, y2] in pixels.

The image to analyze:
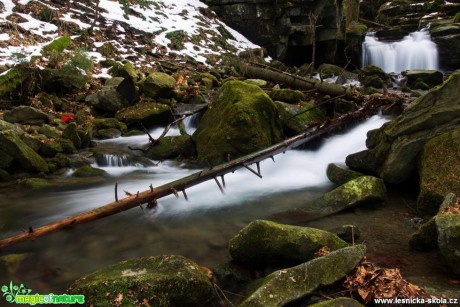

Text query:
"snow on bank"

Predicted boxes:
[[0, 0, 259, 68]]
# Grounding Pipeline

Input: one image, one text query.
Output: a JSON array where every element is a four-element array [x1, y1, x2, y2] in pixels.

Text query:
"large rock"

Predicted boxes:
[[276, 176, 386, 223], [435, 214, 460, 275], [0, 130, 48, 173], [115, 101, 171, 128], [3, 106, 50, 125], [229, 220, 348, 267], [138, 72, 176, 99], [346, 70, 460, 184], [86, 77, 137, 113], [192, 80, 283, 165], [326, 163, 364, 185], [146, 135, 196, 160], [68, 255, 215, 306], [41, 66, 88, 94], [417, 129, 460, 216], [402, 70, 444, 88], [239, 245, 366, 307], [0, 63, 35, 98]]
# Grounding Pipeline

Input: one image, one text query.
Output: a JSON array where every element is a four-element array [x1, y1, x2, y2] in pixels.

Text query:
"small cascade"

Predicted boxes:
[[97, 154, 141, 167], [362, 28, 439, 73]]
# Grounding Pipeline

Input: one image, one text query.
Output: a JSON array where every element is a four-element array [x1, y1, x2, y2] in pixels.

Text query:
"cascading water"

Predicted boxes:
[[362, 27, 439, 73]]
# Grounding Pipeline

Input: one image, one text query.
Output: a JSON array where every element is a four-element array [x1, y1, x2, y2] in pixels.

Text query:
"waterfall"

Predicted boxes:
[[362, 28, 439, 73]]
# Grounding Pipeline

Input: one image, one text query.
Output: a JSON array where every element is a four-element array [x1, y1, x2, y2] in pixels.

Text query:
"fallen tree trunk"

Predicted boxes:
[[238, 62, 355, 98], [0, 97, 390, 249]]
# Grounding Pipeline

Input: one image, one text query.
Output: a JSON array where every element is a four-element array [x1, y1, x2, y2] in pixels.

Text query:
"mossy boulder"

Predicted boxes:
[[317, 63, 344, 76], [326, 163, 364, 185], [41, 66, 88, 94], [346, 70, 460, 184], [0, 63, 35, 98], [229, 220, 348, 267], [269, 89, 304, 104], [3, 106, 50, 125], [108, 61, 139, 81], [321, 176, 386, 207], [276, 176, 387, 223], [239, 245, 366, 307], [0, 120, 24, 135], [146, 135, 196, 160], [275, 101, 326, 135], [115, 101, 171, 128], [68, 255, 215, 306], [192, 80, 283, 165], [92, 118, 127, 133], [435, 214, 460, 275], [86, 77, 133, 113], [310, 297, 364, 307], [39, 140, 63, 158], [21, 178, 54, 189], [359, 65, 390, 88], [139, 72, 176, 99], [402, 70, 444, 88], [96, 128, 122, 139], [0, 130, 48, 173], [72, 165, 108, 178], [63, 122, 82, 149], [417, 129, 460, 216]]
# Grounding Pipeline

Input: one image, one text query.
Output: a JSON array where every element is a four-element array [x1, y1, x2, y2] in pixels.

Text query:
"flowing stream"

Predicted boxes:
[[362, 28, 439, 73], [0, 115, 458, 297]]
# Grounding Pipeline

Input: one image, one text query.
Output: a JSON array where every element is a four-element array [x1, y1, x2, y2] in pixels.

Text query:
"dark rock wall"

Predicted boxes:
[[204, 0, 347, 66]]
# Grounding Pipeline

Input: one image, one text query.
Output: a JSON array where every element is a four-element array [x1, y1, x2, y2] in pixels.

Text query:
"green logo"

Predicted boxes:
[[1, 281, 84, 305]]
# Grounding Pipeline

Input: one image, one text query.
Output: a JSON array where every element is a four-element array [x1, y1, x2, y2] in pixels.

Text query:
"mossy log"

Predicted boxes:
[[0, 96, 389, 250], [238, 62, 354, 98]]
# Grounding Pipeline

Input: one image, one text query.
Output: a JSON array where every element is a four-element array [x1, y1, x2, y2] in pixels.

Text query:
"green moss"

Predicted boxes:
[[21, 178, 53, 189], [68, 255, 215, 307], [146, 135, 196, 160], [229, 220, 348, 267], [417, 129, 460, 216], [454, 12, 460, 23], [269, 89, 304, 104], [0, 63, 34, 98], [192, 80, 283, 165], [115, 102, 171, 128], [0, 130, 48, 173], [42, 36, 72, 54], [72, 165, 108, 178], [138, 72, 176, 99], [239, 245, 366, 307]]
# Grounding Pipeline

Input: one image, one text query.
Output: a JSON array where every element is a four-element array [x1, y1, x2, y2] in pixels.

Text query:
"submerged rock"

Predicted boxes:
[[192, 80, 283, 166], [72, 165, 108, 178], [239, 245, 366, 307], [68, 255, 215, 306], [229, 220, 348, 267]]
